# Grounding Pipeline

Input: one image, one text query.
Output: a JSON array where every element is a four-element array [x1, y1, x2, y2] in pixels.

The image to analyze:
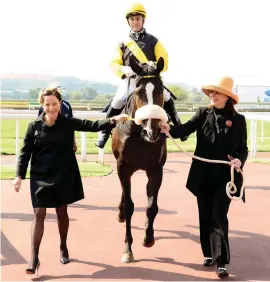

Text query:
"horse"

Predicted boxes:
[[112, 57, 168, 263]]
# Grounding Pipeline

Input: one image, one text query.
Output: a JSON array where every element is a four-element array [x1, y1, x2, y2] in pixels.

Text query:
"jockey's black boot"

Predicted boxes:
[[164, 98, 182, 125], [163, 98, 188, 141], [102, 100, 112, 113], [95, 106, 123, 149]]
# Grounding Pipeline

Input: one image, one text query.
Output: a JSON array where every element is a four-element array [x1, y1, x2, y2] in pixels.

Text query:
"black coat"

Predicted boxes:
[[16, 113, 113, 208], [170, 107, 248, 201]]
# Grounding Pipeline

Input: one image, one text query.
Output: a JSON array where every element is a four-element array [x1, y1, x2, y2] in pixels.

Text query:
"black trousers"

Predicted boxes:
[[197, 180, 231, 265]]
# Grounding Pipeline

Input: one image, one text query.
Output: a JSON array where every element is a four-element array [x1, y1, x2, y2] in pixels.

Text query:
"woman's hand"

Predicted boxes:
[[13, 176, 22, 192], [110, 114, 128, 124], [228, 155, 241, 169], [160, 123, 170, 134]]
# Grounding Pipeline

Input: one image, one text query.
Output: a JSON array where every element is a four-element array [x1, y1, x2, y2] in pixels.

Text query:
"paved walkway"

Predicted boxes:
[[1, 153, 270, 281]]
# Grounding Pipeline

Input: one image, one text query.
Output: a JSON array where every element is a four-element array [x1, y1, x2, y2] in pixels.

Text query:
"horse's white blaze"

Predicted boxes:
[[145, 82, 154, 132], [146, 120, 152, 132], [146, 82, 154, 105]]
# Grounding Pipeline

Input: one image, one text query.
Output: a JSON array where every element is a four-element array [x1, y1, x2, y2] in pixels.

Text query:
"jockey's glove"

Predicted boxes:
[[121, 66, 136, 77], [147, 61, 157, 69]]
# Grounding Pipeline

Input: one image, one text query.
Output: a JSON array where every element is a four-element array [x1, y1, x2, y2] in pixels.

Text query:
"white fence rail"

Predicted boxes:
[[243, 113, 270, 159], [1, 111, 106, 163], [1, 110, 270, 163]]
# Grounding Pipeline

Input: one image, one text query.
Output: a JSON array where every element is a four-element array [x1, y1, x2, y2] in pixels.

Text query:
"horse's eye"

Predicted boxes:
[[142, 120, 147, 126]]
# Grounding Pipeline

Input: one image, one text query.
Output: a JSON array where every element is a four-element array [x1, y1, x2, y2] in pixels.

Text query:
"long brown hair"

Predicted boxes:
[[208, 97, 236, 115]]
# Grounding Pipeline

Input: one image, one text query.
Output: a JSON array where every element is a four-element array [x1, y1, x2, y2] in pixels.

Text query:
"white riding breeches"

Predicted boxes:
[[111, 78, 171, 109]]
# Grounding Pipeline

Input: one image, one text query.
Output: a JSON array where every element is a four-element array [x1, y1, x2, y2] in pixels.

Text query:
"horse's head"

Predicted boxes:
[[129, 57, 168, 143]]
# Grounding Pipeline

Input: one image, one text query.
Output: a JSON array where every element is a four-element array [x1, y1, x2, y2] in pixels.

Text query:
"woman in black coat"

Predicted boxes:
[[13, 87, 127, 275], [161, 76, 248, 279]]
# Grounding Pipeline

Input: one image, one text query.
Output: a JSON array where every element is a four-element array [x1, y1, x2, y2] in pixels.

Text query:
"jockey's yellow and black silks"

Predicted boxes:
[[111, 33, 168, 79]]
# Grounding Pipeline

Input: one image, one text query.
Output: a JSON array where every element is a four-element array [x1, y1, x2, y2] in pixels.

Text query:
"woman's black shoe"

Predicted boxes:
[[203, 257, 213, 266], [60, 257, 70, 264], [216, 266, 229, 279], [25, 258, 40, 276], [60, 246, 69, 264]]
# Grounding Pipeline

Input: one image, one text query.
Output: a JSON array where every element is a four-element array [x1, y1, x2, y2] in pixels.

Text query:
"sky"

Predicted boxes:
[[1, 0, 270, 87]]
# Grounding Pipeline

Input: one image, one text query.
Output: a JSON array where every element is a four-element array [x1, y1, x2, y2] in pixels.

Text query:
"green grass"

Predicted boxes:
[[0, 162, 112, 180], [1, 115, 270, 155]]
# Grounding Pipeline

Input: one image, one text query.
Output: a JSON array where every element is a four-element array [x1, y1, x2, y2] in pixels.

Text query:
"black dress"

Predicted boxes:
[[16, 113, 113, 208]]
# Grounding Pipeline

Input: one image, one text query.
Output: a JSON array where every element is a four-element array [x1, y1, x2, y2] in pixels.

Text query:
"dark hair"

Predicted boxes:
[[208, 97, 236, 115], [127, 13, 145, 19], [225, 97, 237, 115], [38, 88, 62, 104]]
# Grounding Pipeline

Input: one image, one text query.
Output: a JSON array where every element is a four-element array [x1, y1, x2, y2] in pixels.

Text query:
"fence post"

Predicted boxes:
[[80, 132, 87, 162], [98, 148, 104, 165], [250, 119, 257, 159], [253, 120, 257, 159], [15, 120, 20, 164], [97, 132, 104, 164], [250, 119, 254, 159]]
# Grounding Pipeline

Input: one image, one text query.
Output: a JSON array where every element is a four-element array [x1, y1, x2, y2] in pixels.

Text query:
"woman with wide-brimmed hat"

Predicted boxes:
[[161, 76, 248, 279]]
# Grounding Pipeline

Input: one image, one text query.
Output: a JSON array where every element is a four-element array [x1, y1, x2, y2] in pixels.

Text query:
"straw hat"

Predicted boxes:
[[202, 76, 239, 104]]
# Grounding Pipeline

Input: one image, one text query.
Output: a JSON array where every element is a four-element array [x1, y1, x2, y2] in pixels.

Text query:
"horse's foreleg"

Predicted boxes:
[[118, 164, 135, 262], [117, 192, 125, 223], [143, 165, 163, 248]]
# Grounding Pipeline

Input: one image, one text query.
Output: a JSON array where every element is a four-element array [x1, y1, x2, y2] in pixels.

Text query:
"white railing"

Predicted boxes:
[[1, 110, 270, 163], [243, 113, 270, 159], [1, 110, 106, 163]]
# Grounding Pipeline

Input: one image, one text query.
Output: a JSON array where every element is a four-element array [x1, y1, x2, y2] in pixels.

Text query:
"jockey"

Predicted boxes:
[[95, 2, 184, 148]]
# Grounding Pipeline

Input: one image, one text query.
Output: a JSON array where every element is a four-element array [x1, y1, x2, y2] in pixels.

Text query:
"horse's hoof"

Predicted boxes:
[[121, 252, 135, 263], [117, 216, 126, 223], [143, 238, 155, 248]]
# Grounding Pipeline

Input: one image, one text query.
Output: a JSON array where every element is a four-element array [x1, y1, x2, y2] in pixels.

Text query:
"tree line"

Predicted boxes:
[[2, 85, 209, 103], [28, 87, 101, 100]]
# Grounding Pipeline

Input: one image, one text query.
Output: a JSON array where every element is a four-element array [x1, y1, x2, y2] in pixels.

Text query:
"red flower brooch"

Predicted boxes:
[[226, 120, 232, 127]]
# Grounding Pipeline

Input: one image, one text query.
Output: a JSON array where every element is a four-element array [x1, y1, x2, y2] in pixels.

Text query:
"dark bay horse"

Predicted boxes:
[[112, 57, 168, 262]]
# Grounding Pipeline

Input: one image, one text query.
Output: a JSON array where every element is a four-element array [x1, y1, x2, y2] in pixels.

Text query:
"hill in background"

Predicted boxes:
[[0, 73, 118, 96]]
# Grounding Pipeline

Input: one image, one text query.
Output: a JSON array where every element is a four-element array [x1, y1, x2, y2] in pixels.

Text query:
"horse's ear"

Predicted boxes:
[[156, 57, 164, 73], [129, 55, 143, 75]]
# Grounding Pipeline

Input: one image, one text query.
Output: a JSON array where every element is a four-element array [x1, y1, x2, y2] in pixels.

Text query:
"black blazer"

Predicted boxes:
[[170, 107, 248, 201]]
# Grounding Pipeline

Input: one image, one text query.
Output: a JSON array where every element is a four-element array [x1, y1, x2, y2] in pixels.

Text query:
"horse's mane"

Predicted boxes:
[[120, 75, 165, 135], [124, 76, 159, 116], [117, 91, 142, 135], [124, 92, 136, 117]]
